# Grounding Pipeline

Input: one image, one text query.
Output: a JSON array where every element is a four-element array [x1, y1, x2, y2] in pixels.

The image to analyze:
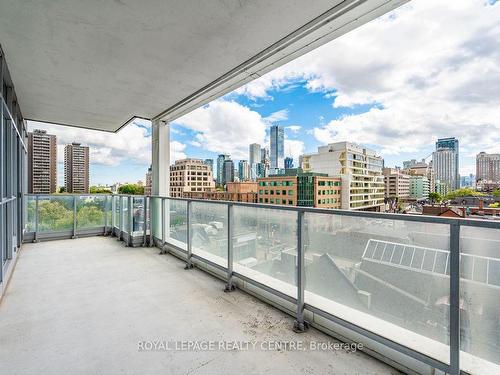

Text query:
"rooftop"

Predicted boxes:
[[0, 237, 398, 375]]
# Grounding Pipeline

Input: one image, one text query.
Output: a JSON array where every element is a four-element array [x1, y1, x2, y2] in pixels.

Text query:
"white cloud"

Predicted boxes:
[[234, 0, 500, 159], [286, 125, 301, 134], [28, 119, 152, 166], [171, 141, 187, 162], [188, 140, 202, 147], [284, 139, 305, 165], [264, 109, 289, 123], [173, 99, 267, 159]]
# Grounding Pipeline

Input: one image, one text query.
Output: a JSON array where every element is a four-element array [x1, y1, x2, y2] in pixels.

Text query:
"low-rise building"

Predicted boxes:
[[227, 181, 258, 194], [383, 168, 410, 199], [435, 180, 449, 196], [300, 142, 384, 211], [182, 191, 257, 203], [409, 175, 430, 200], [170, 158, 215, 197], [257, 169, 341, 208]]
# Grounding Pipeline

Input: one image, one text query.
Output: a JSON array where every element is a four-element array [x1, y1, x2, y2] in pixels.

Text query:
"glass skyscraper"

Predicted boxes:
[[432, 137, 459, 191], [216, 154, 229, 184], [270, 125, 284, 169]]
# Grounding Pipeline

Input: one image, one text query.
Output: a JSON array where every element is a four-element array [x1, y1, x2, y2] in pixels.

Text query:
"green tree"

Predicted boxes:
[[77, 205, 105, 227], [38, 200, 73, 231], [493, 189, 500, 197], [445, 188, 485, 201], [57, 186, 66, 193], [90, 186, 112, 194], [118, 183, 144, 195], [428, 192, 442, 205]]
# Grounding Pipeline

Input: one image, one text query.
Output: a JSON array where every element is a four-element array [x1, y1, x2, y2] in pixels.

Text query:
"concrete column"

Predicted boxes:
[[151, 119, 170, 246], [151, 119, 170, 196]]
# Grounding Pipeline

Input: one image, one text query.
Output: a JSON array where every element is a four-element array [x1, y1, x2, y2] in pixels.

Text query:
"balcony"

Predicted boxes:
[[1, 2, 500, 374], [2, 235, 404, 375], [3, 194, 498, 375]]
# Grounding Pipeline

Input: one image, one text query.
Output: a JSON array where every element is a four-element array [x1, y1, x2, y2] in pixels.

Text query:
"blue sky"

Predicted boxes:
[[28, 0, 500, 186]]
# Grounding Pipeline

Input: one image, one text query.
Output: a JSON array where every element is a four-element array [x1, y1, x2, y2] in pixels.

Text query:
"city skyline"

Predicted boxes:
[[27, 0, 500, 186]]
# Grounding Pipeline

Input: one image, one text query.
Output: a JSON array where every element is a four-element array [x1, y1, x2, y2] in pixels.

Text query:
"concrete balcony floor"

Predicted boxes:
[[0, 237, 400, 375]]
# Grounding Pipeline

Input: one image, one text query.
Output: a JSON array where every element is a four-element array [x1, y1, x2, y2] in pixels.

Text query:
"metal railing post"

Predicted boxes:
[[104, 195, 108, 235], [111, 196, 115, 237], [159, 197, 167, 254], [72, 195, 77, 239], [148, 197, 154, 247], [224, 203, 235, 292], [127, 196, 133, 247], [185, 200, 193, 269], [143, 196, 148, 247], [118, 197, 123, 241], [33, 195, 39, 243], [449, 222, 460, 375], [294, 209, 308, 332]]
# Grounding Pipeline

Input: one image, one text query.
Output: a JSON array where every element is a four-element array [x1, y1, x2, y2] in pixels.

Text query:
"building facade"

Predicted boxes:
[[476, 152, 500, 184], [284, 156, 293, 169], [170, 158, 215, 197], [238, 160, 250, 181], [64, 142, 89, 193], [203, 159, 214, 173], [249, 143, 261, 180], [144, 165, 152, 196], [270, 125, 284, 169], [403, 159, 435, 193], [433, 137, 459, 191], [27, 129, 57, 193], [257, 170, 341, 209], [216, 154, 229, 185], [222, 159, 235, 185], [383, 168, 410, 199], [409, 176, 430, 200], [300, 142, 384, 211]]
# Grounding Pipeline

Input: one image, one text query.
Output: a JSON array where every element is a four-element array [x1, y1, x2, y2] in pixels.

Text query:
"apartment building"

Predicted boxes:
[[64, 142, 89, 193], [144, 165, 152, 196], [383, 168, 410, 199], [403, 159, 435, 193], [170, 158, 215, 197], [409, 175, 430, 200], [27, 129, 57, 193], [476, 152, 500, 183], [257, 169, 341, 209], [300, 142, 384, 211]]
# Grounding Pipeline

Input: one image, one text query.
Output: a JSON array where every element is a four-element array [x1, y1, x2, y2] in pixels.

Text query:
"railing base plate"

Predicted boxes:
[[293, 320, 310, 333]]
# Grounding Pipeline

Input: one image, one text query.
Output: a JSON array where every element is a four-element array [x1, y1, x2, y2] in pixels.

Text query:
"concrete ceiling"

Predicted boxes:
[[0, 0, 406, 132]]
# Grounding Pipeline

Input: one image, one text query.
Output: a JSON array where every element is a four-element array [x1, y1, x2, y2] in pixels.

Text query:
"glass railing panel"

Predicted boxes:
[[113, 195, 120, 229], [303, 213, 450, 364], [232, 205, 297, 297], [459, 225, 500, 374], [132, 197, 145, 234], [190, 201, 227, 267], [122, 197, 129, 234], [37, 195, 74, 232], [76, 195, 105, 229], [150, 197, 162, 240], [167, 199, 187, 250], [25, 195, 36, 232], [104, 196, 112, 228]]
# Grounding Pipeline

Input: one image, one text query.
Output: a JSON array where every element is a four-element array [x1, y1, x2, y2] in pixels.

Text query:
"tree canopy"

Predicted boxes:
[[444, 188, 486, 200], [118, 183, 144, 195], [90, 186, 112, 194]]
